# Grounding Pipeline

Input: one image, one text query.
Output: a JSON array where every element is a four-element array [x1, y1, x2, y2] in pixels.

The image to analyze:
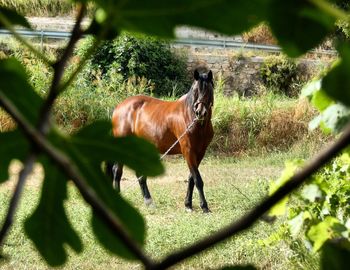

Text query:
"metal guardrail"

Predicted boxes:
[[173, 38, 282, 52], [0, 28, 337, 55], [0, 29, 70, 39]]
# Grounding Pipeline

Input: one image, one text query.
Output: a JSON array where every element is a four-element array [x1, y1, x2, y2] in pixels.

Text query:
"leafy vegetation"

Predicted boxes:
[[266, 62, 350, 268], [76, 34, 190, 97], [1, 0, 350, 269], [260, 55, 309, 97], [0, 0, 84, 17]]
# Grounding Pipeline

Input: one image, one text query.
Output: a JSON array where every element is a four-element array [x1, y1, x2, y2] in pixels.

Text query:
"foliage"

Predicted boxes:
[[242, 23, 277, 45], [333, 0, 350, 42], [211, 88, 322, 155], [260, 55, 304, 97], [266, 153, 350, 263], [0, 0, 81, 17], [76, 34, 190, 97], [1, 0, 350, 269], [266, 62, 350, 266]]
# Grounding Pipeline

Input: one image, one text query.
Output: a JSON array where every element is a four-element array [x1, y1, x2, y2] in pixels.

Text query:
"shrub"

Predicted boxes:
[[260, 55, 300, 97], [242, 23, 277, 45], [76, 34, 190, 97]]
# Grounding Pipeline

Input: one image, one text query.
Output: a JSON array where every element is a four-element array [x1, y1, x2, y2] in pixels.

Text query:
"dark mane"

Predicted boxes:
[[185, 81, 198, 109]]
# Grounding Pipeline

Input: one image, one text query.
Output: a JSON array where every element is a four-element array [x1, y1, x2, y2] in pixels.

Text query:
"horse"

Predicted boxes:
[[107, 70, 214, 213]]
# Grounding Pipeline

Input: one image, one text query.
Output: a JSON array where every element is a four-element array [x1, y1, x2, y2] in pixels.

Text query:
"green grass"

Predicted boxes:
[[0, 153, 320, 270], [0, 0, 80, 17]]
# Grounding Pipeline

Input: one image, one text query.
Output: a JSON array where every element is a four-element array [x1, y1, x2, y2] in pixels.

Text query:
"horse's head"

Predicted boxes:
[[190, 70, 214, 121]]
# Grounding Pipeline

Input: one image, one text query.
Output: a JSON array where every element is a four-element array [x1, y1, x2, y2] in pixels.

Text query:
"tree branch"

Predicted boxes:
[[1, 2, 91, 255], [38, 3, 87, 134], [154, 125, 350, 269], [0, 93, 155, 269]]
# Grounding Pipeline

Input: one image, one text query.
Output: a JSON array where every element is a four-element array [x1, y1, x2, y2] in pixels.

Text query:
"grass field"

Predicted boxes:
[[0, 149, 321, 270]]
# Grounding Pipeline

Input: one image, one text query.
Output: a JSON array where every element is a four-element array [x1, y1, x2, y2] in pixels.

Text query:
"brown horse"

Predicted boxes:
[[107, 70, 214, 212]]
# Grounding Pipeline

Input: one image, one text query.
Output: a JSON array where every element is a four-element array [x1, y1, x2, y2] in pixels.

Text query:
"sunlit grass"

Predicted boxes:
[[0, 0, 93, 17], [0, 153, 320, 269]]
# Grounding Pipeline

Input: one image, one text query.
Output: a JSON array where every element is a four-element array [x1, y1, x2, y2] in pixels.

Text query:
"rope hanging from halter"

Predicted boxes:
[[159, 117, 199, 160], [133, 117, 198, 183]]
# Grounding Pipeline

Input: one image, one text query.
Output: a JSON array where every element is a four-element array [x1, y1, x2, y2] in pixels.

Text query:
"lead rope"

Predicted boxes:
[[159, 117, 199, 160], [124, 118, 250, 203], [122, 117, 199, 190]]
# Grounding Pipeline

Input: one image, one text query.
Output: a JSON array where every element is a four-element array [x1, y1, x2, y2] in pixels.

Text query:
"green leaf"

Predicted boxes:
[[301, 79, 322, 98], [0, 7, 31, 29], [269, 160, 304, 195], [321, 104, 350, 133], [50, 129, 147, 260], [0, 130, 29, 182], [301, 184, 323, 202], [24, 157, 83, 266], [267, 0, 335, 57], [309, 115, 322, 131], [0, 58, 43, 125], [288, 212, 304, 238], [307, 216, 346, 252], [321, 240, 350, 270], [311, 89, 334, 112], [269, 197, 288, 217], [268, 160, 304, 216], [86, 0, 267, 39], [72, 120, 164, 176], [323, 43, 350, 107]]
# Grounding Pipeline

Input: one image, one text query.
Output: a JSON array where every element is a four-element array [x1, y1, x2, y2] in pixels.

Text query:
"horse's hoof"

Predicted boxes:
[[202, 208, 211, 214], [144, 198, 155, 208], [185, 207, 193, 213]]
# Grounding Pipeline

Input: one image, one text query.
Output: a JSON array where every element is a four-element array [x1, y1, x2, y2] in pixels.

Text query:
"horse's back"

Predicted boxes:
[[111, 95, 175, 138]]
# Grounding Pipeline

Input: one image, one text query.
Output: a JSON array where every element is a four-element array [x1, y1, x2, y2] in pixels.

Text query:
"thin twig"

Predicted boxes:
[[0, 3, 155, 267], [59, 38, 102, 92], [0, 153, 36, 247], [0, 5, 86, 249], [154, 125, 350, 270], [39, 4, 87, 134]]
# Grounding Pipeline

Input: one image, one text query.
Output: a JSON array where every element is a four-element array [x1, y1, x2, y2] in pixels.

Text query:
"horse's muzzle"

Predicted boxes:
[[195, 103, 208, 121]]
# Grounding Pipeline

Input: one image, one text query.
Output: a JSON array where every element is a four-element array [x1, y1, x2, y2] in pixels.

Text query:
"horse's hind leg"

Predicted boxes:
[[136, 174, 153, 206]]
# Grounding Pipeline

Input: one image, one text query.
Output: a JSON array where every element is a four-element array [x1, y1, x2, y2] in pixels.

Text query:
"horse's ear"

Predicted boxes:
[[194, 70, 200, 81], [208, 70, 213, 81]]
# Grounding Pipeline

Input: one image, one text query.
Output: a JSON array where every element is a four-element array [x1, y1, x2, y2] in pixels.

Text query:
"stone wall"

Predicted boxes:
[[186, 52, 265, 96], [180, 46, 330, 96]]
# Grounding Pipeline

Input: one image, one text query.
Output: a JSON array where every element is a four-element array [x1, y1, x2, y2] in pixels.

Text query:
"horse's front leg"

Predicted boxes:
[[190, 167, 210, 213], [183, 147, 209, 213], [184, 174, 195, 212]]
